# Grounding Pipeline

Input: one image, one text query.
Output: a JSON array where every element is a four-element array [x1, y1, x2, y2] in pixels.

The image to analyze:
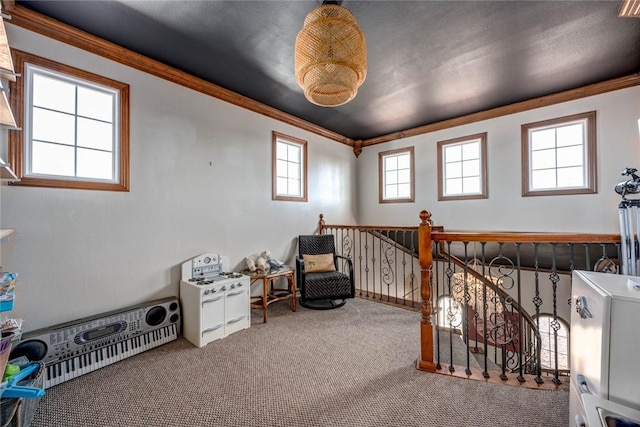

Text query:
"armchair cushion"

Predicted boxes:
[[302, 253, 336, 273], [302, 271, 352, 300]]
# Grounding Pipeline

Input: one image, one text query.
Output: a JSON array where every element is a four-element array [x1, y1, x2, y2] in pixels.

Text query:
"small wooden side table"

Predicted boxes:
[[243, 266, 296, 323]]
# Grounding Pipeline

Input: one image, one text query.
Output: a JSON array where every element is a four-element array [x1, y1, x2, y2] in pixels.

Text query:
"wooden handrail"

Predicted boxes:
[[319, 212, 619, 243], [432, 231, 620, 243], [325, 224, 420, 231], [319, 215, 420, 233]]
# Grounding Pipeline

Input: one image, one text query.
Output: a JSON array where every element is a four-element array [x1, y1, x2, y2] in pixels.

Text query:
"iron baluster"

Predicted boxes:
[[364, 231, 370, 298], [410, 230, 417, 307], [550, 244, 562, 385], [569, 243, 575, 272], [532, 243, 543, 384], [463, 242, 471, 375], [480, 242, 489, 378], [445, 241, 455, 373], [380, 232, 394, 303], [401, 230, 408, 306], [434, 240, 442, 370], [516, 243, 525, 382], [372, 229, 377, 300]]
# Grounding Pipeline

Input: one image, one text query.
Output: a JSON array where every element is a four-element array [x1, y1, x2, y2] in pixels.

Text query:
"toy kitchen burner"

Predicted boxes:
[[179, 253, 250, 347]]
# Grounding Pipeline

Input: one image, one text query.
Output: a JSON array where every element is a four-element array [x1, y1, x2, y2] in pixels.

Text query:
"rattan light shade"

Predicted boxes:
[[295, 4, 367, 107]]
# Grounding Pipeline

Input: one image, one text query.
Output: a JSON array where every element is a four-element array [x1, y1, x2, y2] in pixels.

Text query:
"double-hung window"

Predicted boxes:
[[521, 111, 596, 196], [9, 50, 129, 191], [272, 131, 307, 202], [379, 147, 414, 203], [437, 133, 488, 201]]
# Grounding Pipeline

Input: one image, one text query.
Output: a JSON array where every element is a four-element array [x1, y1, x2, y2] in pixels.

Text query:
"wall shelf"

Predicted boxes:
[[0, 228, 15, 239], [0, 156, 16, 180]]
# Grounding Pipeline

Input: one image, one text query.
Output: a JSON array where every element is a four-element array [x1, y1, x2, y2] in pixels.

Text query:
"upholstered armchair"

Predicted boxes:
[[296, 234, 355, 309]]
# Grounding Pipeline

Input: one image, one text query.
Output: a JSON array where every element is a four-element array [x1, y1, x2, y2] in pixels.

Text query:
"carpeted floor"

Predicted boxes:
[[27, 297, 568, 427]]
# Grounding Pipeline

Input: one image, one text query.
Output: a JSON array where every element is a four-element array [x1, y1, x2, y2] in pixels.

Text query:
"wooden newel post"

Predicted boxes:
[[318, 214, 325, 235], [417, 210, 436, 372]]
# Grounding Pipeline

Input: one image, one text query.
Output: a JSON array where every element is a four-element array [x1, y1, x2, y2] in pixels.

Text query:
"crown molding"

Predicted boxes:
[[362, 73, 640, 148]]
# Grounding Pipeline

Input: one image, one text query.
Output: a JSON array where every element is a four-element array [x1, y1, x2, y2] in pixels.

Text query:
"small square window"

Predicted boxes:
[[272, 132, 307, 202], [379, 147, 415, 203], [9, 50, 129, 191], [437, 133, 488, 201], [521, 111, 596, 196]]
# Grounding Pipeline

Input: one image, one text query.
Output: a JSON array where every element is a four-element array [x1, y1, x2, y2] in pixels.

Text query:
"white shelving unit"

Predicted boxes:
[[0, 13, 19, 183]]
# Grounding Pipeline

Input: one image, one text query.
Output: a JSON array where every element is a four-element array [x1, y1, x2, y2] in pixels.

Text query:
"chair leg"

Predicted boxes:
[[299, 298, 347, 310]]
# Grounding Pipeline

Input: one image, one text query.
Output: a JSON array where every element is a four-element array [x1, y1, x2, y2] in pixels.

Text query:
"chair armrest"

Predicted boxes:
[[335, 254, 355, 295], [296, 257, 305, 290], [335, 254, 353, 272]]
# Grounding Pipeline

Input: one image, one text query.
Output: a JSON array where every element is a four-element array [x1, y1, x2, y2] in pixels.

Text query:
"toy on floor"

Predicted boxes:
[[0, 362, 45, 399]]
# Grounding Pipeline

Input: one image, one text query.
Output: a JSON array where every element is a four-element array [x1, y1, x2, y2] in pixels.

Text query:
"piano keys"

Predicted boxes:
[[44, 324, 178, 388], [10, 297, 181, 389]]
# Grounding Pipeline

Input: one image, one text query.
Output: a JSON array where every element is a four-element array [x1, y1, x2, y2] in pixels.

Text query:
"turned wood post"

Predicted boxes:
[[417, 210, 436, 372], [318, 214, 325, 235]]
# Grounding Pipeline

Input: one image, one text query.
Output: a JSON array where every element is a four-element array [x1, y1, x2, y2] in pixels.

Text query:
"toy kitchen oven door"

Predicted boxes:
[[569, 270, 640, 427], [179, 253, 250, 348]]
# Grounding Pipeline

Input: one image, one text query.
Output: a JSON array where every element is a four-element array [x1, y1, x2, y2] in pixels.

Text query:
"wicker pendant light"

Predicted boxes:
[[294, 2, 367, 107]]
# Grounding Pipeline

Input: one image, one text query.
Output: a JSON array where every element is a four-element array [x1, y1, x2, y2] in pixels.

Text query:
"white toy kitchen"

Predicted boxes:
[[179, 253, 250, 348]]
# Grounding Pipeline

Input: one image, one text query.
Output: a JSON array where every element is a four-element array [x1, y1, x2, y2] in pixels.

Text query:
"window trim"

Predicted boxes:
[[521, 111, 596, 197], [378, 146, 415, 204], [437, 132, 488, 201], [271, 131, 308, 202], [9, 49, 130, 191]]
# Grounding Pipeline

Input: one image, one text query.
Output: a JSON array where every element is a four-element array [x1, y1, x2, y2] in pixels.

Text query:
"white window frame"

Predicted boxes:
[[272, 131, 307, 202], [437, 133, 488, 201], [521, 111, 596, 197], [9, 49, 129, 191], [378, 146, 414, 203], [24, 64, 120, 182]]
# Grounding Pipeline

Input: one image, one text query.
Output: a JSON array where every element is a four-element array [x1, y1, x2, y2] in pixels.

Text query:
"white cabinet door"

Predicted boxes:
[[570, 270, 611, 398], [225, 287, 249, 335], [201, 295, 225, 345]]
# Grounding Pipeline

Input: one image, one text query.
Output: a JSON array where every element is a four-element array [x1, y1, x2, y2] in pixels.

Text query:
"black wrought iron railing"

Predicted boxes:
[[319, 214, 421, 310], [315, 212, 622, 388], [416, 210, 621, 388]]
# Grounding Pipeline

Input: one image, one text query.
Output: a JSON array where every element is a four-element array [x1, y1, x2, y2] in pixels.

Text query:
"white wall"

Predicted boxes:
[[0, 25, 357, 331], [358, 87, 640, 232]]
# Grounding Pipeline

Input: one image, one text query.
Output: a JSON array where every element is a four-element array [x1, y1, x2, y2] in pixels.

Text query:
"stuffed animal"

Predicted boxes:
[[245, 250, 272, 272]]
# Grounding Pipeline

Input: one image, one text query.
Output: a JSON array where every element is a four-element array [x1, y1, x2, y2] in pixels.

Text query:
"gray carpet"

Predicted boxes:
[[28, 298, 568, 427]]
